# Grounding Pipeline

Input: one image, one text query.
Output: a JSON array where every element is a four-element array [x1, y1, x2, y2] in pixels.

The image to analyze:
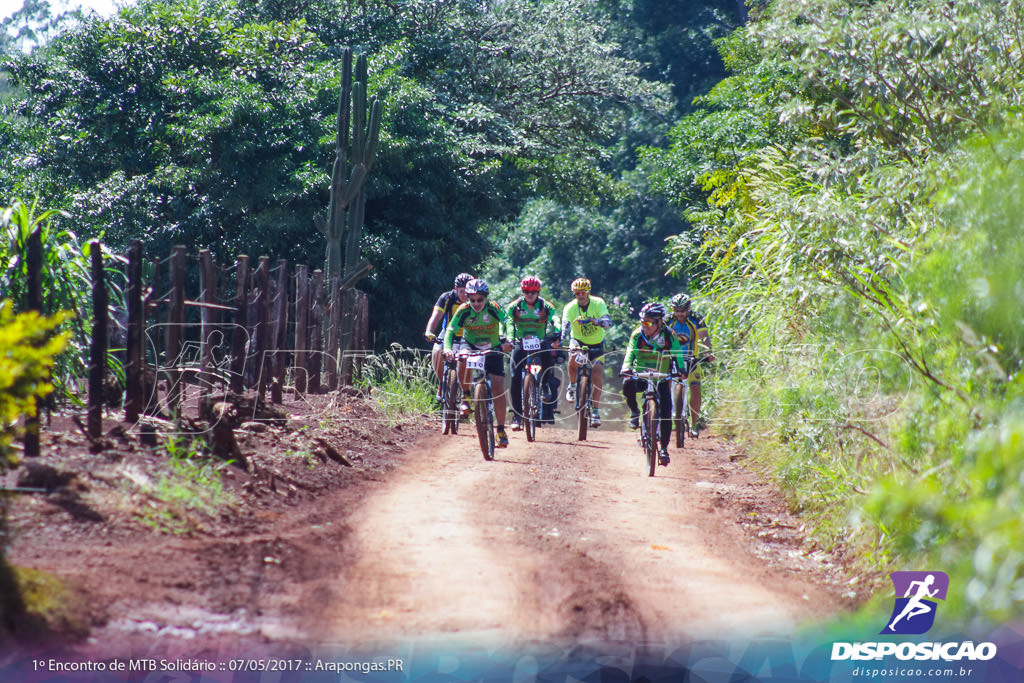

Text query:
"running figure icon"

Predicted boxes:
[[888, 574, 937, 631], [882, 571, 949, 635]]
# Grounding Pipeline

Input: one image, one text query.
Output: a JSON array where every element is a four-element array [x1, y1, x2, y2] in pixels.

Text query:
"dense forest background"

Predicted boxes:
[[3, 0, 1023, 631]]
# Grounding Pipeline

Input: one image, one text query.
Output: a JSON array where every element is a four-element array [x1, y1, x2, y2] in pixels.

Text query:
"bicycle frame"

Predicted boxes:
[[632, 370, 670, 477], [671, 374, 687, 449], [458, 349, 495, 461], [672, 354, 710, 447], [440, 356, 461, 435], [518, 335, 545, 442], [571, 344, 599, 441]]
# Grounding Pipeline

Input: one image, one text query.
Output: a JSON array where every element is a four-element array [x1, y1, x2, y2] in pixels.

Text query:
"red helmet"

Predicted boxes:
[[520, 276, 542, 293]]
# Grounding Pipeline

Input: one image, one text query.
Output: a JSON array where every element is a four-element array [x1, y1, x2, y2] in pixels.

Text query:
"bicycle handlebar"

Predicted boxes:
[[629, 370, 672, 380]]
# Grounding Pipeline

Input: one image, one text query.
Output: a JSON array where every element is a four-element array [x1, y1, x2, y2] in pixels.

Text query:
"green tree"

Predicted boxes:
[[3, 0, 671, 346]]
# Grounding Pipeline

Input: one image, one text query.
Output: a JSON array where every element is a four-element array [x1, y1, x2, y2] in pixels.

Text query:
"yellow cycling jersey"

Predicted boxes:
[[562, 296, 610, 345]]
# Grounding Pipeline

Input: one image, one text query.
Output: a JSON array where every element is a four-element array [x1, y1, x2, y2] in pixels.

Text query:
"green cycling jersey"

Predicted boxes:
[[444, 300, 507, 350], [620, 324, 684, 375], [504, 296, 559, 341]]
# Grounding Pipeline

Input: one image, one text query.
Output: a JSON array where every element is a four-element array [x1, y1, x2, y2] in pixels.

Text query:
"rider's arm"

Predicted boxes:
[[594, 299, 612, 328], [425, 308, 444, 339], [502, 301, 517, 340], [443, 306, 466, 351], [619, 329, 639, 376], [544, 300, 560, 341], [561, 302, 574, 345]]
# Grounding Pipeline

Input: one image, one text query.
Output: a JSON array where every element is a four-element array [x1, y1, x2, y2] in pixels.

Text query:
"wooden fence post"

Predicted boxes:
[[88, 241, 107, 440], [199, 249, 218, 398], [166, 245, 186, 414], [23, 228, 43, 457], [230, 255, 249, 394], [270, 259, 288, 404], [293, 265, 309, 396], [308, 270, 324, 394], [255, 256, 271, 403], [125, 240, 144, 424]]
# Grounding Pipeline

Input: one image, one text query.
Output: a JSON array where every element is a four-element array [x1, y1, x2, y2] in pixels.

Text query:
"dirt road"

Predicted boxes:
[[6, 407, 850, 665], [302, 422, 845, 655]]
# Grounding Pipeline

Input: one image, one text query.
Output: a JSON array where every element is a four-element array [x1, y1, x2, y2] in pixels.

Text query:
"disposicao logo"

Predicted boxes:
[[831, 570, 998, 663], [881, 570, 948, 635]]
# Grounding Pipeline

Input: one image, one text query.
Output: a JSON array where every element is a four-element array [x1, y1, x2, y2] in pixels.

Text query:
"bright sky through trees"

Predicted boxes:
[[1, 0, 123, 22]]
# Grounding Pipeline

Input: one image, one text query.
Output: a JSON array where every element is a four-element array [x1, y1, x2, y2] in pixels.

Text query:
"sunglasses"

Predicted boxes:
[[641, 318, 661, 325], [469, 296, 487, 304]]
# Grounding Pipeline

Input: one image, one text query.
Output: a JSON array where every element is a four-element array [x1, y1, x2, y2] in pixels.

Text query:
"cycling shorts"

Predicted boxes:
[[568, 342, 605, 366], [454, 342, 506, 377], [687, 364, 702, 383]]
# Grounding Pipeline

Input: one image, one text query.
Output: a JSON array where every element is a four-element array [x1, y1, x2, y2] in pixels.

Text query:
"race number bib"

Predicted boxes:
[[574, 352, 588, 365], [466, 354, 486, 371], [522, 336, 541, 351]]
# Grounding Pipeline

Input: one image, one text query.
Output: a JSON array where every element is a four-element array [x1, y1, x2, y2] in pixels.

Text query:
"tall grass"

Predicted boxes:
[[359, 344, 437, 425]]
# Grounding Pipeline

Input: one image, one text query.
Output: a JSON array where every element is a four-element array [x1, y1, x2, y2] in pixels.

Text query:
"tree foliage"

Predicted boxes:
[[2, 0, 673, 344], [646, 0, 1024, 625]]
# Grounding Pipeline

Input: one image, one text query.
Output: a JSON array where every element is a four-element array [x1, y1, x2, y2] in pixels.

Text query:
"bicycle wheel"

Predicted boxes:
[[673, 381, 685, 449], [523, 372, 538, 442], [576, 373, 589, 441], [444, 366, 461, 435], [644, 397, 659, 477], [474, 380, 494, 461]]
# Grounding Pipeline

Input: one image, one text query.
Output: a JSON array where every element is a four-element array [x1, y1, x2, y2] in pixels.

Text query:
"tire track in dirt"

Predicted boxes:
[[309, 423, 841, 654]]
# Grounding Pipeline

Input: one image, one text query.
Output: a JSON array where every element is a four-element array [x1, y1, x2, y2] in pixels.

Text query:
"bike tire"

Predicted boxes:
[[576, 373, 589, 442], [644, 396, 659, 477], [444, 366, 461, 435], [673, 381, 685, 449], [474, 381, 494, 461], [523, 372, 537, 442]]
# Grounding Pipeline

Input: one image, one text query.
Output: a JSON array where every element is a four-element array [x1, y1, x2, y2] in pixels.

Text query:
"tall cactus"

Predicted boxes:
[[322, 49, 382, 386], [324, 49, 382, 285]]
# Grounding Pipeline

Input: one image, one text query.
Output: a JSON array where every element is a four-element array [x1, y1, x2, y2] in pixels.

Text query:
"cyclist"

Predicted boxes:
[[504, 276, 560, 431], [620, 302, 684, 466], [443, 279, 514, 448], [561, 277, 611, 427], [667, 293, 715, 439], [424, 273, 474, 400]]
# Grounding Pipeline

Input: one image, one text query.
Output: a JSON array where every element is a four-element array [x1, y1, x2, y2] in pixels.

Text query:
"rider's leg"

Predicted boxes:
[[431, 342, 444, 384], [456, 357, 471, 412], [491, 375, 508, 430], [657, 381, 673, 450], [688, 364, 703, 429], [508, 346, 525, 421], [566, 350, 579, 402], [485, 353, 508, 432], [622, 378, 641, 414]]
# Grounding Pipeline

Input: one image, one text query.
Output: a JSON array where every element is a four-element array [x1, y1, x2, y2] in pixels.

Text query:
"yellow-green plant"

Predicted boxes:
[[0, 300, 70, 466]]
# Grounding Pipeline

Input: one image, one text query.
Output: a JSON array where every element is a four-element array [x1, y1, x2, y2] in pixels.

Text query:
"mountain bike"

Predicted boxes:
[[629, 370, 671, 477], [460, 349, 495, 461], [440, 356, 461, 435], [570, 344, 601, 441], [672, 355, 710, 448], [516, 334, 558, 442]]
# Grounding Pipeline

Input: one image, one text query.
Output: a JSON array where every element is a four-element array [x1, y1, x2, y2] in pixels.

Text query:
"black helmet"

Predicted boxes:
[[639, 302, 667, 320]]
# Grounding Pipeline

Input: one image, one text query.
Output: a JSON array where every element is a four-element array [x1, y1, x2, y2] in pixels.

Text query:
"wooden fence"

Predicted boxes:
[[87, 240, 370, 437]]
